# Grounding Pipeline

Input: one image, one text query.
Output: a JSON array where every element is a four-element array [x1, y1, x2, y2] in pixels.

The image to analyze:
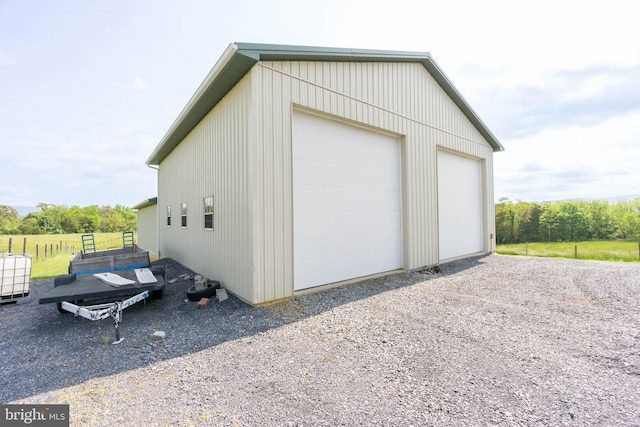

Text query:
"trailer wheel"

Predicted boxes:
[[149, 289, 164, 300], [186, 280, 220, 301]]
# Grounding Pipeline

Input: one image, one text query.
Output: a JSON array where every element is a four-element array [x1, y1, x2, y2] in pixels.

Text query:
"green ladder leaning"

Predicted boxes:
[[122, 231, 134, 248], [81, 233, 96, 254]]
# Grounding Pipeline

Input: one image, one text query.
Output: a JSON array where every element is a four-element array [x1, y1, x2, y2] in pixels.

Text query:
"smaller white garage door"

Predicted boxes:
[[437, 150, 484, 260], [293, 111, 403, 290]]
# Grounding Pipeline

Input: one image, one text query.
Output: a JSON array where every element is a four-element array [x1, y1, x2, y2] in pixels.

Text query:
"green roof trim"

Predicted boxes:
[[132, 197, 157, 210], [146, 42, 503, 166]]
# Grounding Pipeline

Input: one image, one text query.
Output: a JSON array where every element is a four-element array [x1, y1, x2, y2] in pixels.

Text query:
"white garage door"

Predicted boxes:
[[292, 111, 403, 290], [437, 150, 484, 260]]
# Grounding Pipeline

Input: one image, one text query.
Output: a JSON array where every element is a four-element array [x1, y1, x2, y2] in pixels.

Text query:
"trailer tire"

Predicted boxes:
[[149, 289, 164, 300], [187, 281, 220, 301], [56, 302, 66, 313]]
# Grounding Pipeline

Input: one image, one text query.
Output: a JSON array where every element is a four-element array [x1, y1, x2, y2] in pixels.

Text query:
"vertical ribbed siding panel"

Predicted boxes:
[[251, 65, 295, 303], [136, 205, 158, 258], [158, 75, 252, 302], [250, 60, 496, 303]]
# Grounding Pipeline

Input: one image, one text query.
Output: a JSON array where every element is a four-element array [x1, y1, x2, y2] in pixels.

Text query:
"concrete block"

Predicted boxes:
[[152, 331, 166, 340], [216, 288, 228, 302]]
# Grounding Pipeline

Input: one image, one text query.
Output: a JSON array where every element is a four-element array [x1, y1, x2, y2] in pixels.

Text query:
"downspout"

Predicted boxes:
[[147, 164, 160, 258]]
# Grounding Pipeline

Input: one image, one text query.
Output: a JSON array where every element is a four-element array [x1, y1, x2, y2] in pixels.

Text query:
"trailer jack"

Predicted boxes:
[[60, 290, 149, 344]]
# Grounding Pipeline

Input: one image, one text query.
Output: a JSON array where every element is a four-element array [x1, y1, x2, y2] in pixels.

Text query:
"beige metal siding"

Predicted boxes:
[[158, 75, 253, 302], [136, 205, 158, 259], [250, 61, 496, 303]]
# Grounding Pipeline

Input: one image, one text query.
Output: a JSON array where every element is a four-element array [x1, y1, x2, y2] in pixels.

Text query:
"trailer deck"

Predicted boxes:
[[39, 268, 164, 304]]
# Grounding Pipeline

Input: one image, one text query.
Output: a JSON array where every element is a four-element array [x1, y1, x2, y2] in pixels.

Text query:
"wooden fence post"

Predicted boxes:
[[23, 237, 27, 255], [8, 238, 12, 253], [574, 245, 578, 259], [36, 244, 39, 259], [45, 244, 48, 258]]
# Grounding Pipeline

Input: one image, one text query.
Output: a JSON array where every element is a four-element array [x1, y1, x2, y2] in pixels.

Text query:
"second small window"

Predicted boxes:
[[181, 202, 187, 227], [204, 196, 214, 230]]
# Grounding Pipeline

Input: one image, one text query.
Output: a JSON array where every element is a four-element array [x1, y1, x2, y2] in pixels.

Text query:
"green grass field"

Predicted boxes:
[[0, 233, 135, 279], [496, 240, 640, 263]]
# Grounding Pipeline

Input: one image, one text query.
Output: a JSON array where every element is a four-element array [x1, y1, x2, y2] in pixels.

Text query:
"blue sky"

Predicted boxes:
[[1, 0, 638, 208]]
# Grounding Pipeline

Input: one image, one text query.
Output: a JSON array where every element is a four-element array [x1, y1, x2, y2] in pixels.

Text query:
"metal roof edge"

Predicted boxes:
[[419, 56, 504, 152], [146, 43, 255, 165], [235, 42, 431, 61], [132, 197, 158, 210]]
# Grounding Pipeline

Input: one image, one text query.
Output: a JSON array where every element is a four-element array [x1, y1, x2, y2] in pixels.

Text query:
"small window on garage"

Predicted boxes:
[[181, 202, 187, 227], [204, 196, 214, 230], [166, 205, 171, 227]]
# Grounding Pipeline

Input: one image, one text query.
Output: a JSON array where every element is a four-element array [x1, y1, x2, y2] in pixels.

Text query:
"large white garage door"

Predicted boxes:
[[437, 150, 484, 260], [292, 111, 403, 290]]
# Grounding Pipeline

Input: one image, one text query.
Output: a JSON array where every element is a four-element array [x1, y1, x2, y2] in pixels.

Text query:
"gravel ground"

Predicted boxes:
[[1, 254, 640, 426]]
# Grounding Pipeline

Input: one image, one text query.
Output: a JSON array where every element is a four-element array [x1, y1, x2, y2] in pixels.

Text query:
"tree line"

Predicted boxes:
[[495, 198, 640, 244], [0, 203, 137, 235], [2, 199, 639, 242]]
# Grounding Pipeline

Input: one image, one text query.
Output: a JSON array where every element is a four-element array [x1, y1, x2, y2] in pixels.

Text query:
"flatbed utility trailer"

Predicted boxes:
[[39, 233, 164, 343]]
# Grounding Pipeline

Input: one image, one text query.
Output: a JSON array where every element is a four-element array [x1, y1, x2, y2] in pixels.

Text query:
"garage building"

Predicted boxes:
[[132, 197, 158, 260], [145, 42, 503, 305]]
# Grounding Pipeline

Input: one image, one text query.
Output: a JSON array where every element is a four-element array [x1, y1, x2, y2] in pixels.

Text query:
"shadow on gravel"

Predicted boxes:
[[0, 254, 489, 402]]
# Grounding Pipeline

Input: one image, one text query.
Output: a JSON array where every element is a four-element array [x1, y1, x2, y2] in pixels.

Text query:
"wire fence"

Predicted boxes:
[[0, 234, 130, 263]]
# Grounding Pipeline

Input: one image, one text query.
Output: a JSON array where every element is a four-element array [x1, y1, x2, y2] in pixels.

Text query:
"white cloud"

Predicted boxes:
[[495, 109, 640, 201], [133, 76, 149, 90], [415, 0, 640, 91], [115, 76, 149, 90], [0, 123, 157, 207], [0, 48, 16, 66]]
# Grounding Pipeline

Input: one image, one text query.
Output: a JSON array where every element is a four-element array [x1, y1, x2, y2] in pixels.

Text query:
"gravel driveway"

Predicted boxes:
[[1, 254, 639, 426]]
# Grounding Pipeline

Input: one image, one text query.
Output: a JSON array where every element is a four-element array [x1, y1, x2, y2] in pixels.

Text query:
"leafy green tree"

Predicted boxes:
[[19, 215, 41, 234], [61, 206, 82, 233], [587, 200, 613, 240], [0, 205, 20, 234], [495, 198, 515, 244], [79, 205, 101, 233], [98, 205, 120, 232], [36, 204, 67, 234], [539, 203, 561, 242], [611, 200, 640, 239]]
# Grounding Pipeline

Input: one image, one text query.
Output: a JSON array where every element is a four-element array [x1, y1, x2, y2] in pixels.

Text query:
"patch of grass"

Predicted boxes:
[[0, 233, 135, 279], [496, 240, 640, 263]]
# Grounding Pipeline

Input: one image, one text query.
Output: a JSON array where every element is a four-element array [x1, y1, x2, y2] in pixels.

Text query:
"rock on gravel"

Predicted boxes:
[[1, 255, 639, 426]]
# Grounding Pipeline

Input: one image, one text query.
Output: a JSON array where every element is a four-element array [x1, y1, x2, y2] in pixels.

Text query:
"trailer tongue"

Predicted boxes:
[[59, 290, 150, 344]]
